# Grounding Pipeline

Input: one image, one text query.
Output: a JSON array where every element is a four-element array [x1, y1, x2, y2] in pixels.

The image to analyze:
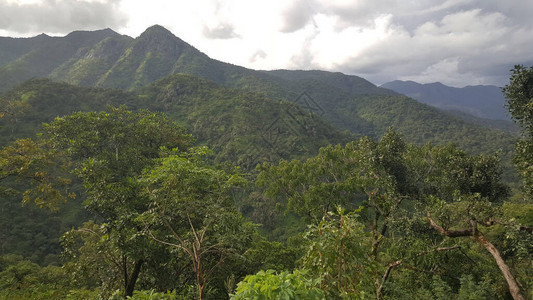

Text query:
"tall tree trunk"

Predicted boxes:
[[196, 263, 205, 300], [473, 233, 525, 300], [123, 255, 128, 299], [125, 259, 144, 297]]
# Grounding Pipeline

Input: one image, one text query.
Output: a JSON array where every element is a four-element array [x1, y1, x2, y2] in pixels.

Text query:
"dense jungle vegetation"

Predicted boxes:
[[0, 25, 531, 299]]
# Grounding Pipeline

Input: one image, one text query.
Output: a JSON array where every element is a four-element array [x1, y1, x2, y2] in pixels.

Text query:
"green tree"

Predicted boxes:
[[503, 65, 533, 194], [42, 106, 193, 297], [0, 95, 30, 120], [137, 148, 254, 300], [61, 221, 123, 296], [257, 130, 527, 299], [231, 269, 324, 300], [257, 129, 419, 258], [300, 207, 376, 298], [0, 138, 73, 210], [0, 254, 93, 299]]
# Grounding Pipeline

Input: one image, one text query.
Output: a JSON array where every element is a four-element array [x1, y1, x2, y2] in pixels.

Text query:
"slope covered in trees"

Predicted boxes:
[[381, 80, 510, 120], [2, 116, 531, 299], [0, 25, 519, 151], [0, 26, 531, 299], [0, 75, 517, 162], [0, 76, 350, 167], [0, 29, 120, 91]]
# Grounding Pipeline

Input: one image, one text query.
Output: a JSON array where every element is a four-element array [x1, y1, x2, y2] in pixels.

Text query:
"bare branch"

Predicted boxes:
[[377, 259, 402, 299], [377, 245, 462, 299], [426, 212, 525, 300], [427, 212, 474, 237]]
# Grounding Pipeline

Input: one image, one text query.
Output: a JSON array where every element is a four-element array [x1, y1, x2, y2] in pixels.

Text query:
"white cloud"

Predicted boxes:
[[399, 58, 484, 86], [1, 0, 532, 87], [202, 23, 239, 40]]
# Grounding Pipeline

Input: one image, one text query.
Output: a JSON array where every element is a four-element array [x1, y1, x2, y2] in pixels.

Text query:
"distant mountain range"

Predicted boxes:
[[0, 25, 518, 164], [381, 80, 510, 121]]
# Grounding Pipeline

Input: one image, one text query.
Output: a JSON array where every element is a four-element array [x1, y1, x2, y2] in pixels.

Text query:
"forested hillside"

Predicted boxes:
[[0, 29, 120, 91], [0, 76, 350, 166], [0, 26, 519, 157], [381, 80, 510, 120], [0, 26, 531, 300]]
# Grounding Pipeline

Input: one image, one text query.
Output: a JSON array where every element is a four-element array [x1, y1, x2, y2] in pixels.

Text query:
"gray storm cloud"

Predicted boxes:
[[0, 0, 128, 35], [279, 0, 315, 33], [279, 0, 533, 86]]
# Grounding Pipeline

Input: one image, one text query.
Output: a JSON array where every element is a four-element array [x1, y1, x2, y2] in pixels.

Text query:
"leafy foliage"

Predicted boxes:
[[137, 148, 255, 300], [301, 208, 376, 298], [0, 32, 532, 299], [503, 65, 533, 195], [0, 138, 73, 210], [0, 254, 99, 300], [257, 129, 528, 299], [231, 269, 325, 300]]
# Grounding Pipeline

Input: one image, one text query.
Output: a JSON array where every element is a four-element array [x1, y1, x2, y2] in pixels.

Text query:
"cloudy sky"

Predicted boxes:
[[1, 0, 532, 87]]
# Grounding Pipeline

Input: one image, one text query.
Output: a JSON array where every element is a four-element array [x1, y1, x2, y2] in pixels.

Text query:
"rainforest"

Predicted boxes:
[[0, 26, 531, 300]]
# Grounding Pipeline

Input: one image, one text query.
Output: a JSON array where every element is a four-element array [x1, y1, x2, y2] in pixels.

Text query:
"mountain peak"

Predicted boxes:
[[133, 25, 198, 59], [139, 25, 177, 39], [64, 28, 120, 46], [426, 82, 446, 88], [66, 28, 119, 37]]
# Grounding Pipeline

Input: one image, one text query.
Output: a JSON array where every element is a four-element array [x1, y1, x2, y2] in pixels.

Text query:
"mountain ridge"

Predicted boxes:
[[381, 80, 510, 121], [0, 25, 518, 163]]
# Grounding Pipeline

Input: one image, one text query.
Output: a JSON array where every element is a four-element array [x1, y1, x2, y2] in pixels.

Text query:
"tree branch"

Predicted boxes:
[[376, 245, 462, 299], [427, 212, 474, 237], [427, 212, 526, 300]]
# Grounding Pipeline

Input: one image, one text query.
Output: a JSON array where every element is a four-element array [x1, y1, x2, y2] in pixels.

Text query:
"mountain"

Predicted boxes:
[[0, 76, 351, 169], [50, 25, 227, 89], [0, 25, 518, 159], [0, 28, 120, 91], [381, 80, 510, 121], [0, 26, 522, 264]]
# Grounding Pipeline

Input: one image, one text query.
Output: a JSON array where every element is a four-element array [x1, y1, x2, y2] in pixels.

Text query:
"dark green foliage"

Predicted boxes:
[[137, 148, 256, 299], [0, 254, 99, 299], [441, 109, 519, 135], [50, 35, 134, 87], [1, 28, 531, 299], [503, 65, 533, 131], [0, 77, 348, 273], [0, 194, 88, 264], [138, 74, 351, 168], [45, 107, 193, 297], [503, 65, 533, 196], [256, 130, 527, 299], [300, 208, 377, 298], [350, 94, 515, 155], [0, 78, 139, 146], [243, 238, 302, 272], [1, 76, 350, 168], [0, 26, 517, 163]]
